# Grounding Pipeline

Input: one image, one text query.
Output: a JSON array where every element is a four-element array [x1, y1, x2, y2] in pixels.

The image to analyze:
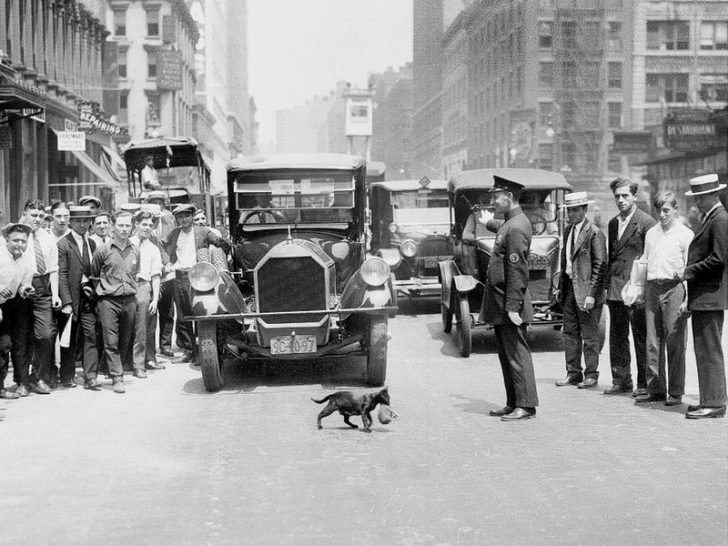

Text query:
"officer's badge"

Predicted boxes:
[[509, 253, 519, 263]]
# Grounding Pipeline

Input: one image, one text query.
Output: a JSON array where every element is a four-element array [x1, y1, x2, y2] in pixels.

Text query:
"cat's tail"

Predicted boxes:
[[311, 395, 333, 404]]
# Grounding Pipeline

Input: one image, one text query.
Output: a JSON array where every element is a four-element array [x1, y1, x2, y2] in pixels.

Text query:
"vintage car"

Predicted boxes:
[[186, 153, 397, 391], [439, 168, 605, 357], [369, 177, 452, 300]]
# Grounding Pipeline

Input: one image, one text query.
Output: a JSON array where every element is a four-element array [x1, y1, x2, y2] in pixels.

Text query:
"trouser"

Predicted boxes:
[[97, 295, 136, 380], [48, 308, 65, 383], [562, 278, 601, 380], [644, 280, 687, 397], [11, 274, 53, 386], [0, 298, 15, 389], [172, 272, 196, 357], [158, 279, 181, 351], [60, 295, 99, 383], [133, 281, 152, 371], [607, 300, 647, 389], [692, 310, 726, 408], [494, 323, 539, 409]]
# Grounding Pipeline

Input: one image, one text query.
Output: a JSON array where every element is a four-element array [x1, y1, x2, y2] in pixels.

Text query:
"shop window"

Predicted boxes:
[[608, 62, 622, 88], [700, 21, 728, 50], [646, 21, 690, 51], [608, 102, 622, 128], [539, 21, 553, 48]]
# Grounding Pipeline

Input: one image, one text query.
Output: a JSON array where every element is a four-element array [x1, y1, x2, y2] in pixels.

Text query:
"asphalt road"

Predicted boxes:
[[2, 301, 727, 545]]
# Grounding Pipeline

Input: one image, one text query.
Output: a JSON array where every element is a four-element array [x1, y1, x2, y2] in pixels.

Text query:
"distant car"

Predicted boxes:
[[439, 168, 606, 357], [185, 153, 397, 391], [369, 177, 452, 300]]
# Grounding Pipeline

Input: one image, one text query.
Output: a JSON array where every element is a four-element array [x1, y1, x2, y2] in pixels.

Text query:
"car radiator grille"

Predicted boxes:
[[417, 237, 452, 275], [257, 257, 327, 324]]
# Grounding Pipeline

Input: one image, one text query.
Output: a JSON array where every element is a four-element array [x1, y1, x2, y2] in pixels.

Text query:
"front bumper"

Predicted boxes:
[[394, 277, 441, 298]]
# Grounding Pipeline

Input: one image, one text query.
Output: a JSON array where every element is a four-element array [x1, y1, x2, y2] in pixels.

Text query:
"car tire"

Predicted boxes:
[[441, 302, 453, 333], [199, 321, 224, 392], [366, 315, 388, 386], [457, 296, 472, 358]]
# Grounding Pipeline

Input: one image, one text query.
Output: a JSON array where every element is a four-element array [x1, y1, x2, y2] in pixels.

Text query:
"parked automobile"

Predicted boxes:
[[439, 168, 605, 357], [369, 177, 452, 300], [186, 153, 397, 391]]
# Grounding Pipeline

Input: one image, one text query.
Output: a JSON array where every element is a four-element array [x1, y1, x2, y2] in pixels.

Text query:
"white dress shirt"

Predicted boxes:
[[642, 221, 693, 281], [71, 231, 93, 283], [0, 244, 34, 303], [617, 208, 636, 240], [27, 227, 59, 276], [130, 236, 163, 281], [173, 229, 197, 270], [565, 219, 585, 277]]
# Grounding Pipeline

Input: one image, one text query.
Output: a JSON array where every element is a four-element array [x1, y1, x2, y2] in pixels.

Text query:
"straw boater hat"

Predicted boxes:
[[1, 222, 32, 239], [119, 203, 141, 213], [143, 190, 169, 205], [78, 195, 102, 208], [561, 191, 595, 208], [68, 205, 95, 219], [140, 203, 162, 217], [684, 173, 726, 196]]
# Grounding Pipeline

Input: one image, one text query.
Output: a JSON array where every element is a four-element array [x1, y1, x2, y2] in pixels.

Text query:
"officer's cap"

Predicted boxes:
[[489, 175, 525, 197]]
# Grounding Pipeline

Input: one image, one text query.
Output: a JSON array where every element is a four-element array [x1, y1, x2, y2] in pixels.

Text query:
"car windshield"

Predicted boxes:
[[392, 189, 450, 226], [234, 172, 355, 225], [463, 189, 561, 236]]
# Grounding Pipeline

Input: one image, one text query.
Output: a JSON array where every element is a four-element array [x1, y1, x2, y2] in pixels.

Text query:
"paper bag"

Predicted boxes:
[[59, 314, 73, 348]]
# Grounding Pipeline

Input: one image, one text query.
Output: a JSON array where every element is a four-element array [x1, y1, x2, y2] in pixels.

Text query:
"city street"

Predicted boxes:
[[2, 302, 726, 545]]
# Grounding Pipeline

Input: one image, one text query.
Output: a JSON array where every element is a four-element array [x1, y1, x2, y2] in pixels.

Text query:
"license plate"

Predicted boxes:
[[270, 335, 317, 355], [424, 257, 440, 268]]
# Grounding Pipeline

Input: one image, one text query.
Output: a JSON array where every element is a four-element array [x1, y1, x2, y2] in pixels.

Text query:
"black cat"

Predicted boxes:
[[312, 387, 390, 432]]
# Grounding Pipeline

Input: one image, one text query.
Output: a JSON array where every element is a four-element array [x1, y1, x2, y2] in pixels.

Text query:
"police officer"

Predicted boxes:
[[477, 175, 539, 421]]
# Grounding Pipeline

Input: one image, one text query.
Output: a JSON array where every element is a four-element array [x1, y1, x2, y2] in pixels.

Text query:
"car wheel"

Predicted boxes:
[[366, 315, 388, 386], [441, 302, 453, 333], [199, 321, 224, 392], [457, 296, 472, 358]]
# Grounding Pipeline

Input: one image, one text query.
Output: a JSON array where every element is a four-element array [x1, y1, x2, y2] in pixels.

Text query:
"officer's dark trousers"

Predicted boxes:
[[11, 274, 53, 387], [607, 300, 647, 389], [494, 323, 539, 408], [692, 310, 726, 408], [172, 272, 197, 357], [562, 277, 601, 380]]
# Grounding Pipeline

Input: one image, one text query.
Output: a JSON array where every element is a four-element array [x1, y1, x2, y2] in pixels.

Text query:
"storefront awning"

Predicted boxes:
[[0, 83, 45, 114], [48, 148, 119, 188]]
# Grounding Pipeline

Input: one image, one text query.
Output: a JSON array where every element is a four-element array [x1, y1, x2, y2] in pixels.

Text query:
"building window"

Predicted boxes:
[[646, 73, 689, 103], [539, 143, 553, 171], [646, 21, 690, 51], [563, 61, 577, 87], [608, 102, 622, 128], [608, 62, 622, 88], [118, 48, 127, 78], [146, 8, 160, 37], [539, 21, 553, 48], [561, 102, 576, 129], [582, 62, 600, 88], [561, 21, 577, 49], [584, 142, 599, 168], [539, 102, 554, 126], [700, 21, 728, 50], [539, 62, 553, 88], [119, 93, 129, 124], [608, 21, 622, 49], [583, 101, 600, 127], [146, 94, 161, 127], [113, 9, 126, 37], [699, 73, 728, 102], [147, 51, 157, 78]]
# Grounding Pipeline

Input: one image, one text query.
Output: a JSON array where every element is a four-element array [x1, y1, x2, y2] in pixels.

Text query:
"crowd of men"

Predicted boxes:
[[475, 173, 727, 421], [0, 192, 230, 418]]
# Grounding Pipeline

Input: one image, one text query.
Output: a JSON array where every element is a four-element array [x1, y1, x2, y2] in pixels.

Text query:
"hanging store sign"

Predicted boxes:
[[663, 109, 725, 152], [57, 131, 86, 151], [156, 50, 183, 90], [77, 100, 127, 136]]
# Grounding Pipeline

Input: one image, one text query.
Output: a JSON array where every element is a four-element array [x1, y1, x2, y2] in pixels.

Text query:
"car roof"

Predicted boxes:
[[122, 137, 208, 169], [370, 179, 449, 192], [140, 187, 190, 199], [227, 153, 366, 172], [448, 168, 572, 192]]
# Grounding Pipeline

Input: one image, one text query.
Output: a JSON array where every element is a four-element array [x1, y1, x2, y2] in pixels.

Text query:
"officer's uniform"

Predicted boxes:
[[482, 178, 539, 411]]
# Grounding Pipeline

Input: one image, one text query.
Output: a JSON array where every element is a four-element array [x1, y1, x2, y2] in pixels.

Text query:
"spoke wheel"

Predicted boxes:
[[441, 302, 453, 333], [366, 315, 388, 386], [457, 297, 472, 358], [199, 321, 224, 392]]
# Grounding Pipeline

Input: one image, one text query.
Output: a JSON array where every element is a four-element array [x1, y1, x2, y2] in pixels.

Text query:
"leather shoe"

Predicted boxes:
[[175, 354, 193, 364], [489, 406, 513, 417], [687, 404, 701, 412], [30, 380, 51, 395], [159, 349, 175, 358], [555, 376, 581, 387], [60, 380, 77, 388], [146, 361, 166, 370], [577, 377, 598, 389], [112, 380, 126, 394], [664, 395, 682, 407], [0, 388, 20, 400], [635, 393, 666, 403], [133, 369, 148, 379], [632, 387, 648, 397], [15, 384, 29, 397], [685, 406, 725, 419], [84, 379, 102, 391], [603, 384, 632, 395], [501, 407, 536, 421]]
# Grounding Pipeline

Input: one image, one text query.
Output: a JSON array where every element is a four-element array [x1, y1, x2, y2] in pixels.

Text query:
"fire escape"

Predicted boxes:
[[553, 4, 606, 184]]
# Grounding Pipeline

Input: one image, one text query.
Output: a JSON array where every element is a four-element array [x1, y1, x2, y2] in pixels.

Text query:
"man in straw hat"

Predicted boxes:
[[58, 206, 101, 390], [476, 175, 538, 421], [678, 174, 727, 419], [555, 192, 607, 390]]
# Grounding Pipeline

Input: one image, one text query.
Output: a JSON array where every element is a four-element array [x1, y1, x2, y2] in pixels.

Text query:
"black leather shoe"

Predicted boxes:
[[577, 377, 598, 389], [633, 387, 648, 397], [501, 407, 536, 421], [489, 406, 513, 417], [686, 407, 726, 419], [159, 349, 175, 358], [84, 379, 102, 391], [145, 361, 166, 370], [30, 380, 51, 395], [175, 354, 193, 364], [604, 384, 632, 395], [635, 393, 666, 403], [664, 396, 682, 406], [555, 376, 581, 387], [60, 381, 77, 389], [687, 404, 701, 412]]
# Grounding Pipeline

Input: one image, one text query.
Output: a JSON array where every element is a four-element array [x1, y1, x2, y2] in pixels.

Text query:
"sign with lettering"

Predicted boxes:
[[612, 131, 653, 153], [57, 131, 86, 151], [162, 15, 176, 44], [156, 49, 183, 90], [663, 109, 722, 152]]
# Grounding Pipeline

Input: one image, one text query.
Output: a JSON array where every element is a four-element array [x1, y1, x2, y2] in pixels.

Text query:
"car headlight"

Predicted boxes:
[[400, 239, 417, 258], [388, 223, 398, 234], [189, 262, 219, 292], [360, 257, 391, 287]]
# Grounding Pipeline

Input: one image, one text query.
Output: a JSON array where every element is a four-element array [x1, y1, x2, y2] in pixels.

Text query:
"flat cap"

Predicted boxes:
[[172, 203, 196, 216]]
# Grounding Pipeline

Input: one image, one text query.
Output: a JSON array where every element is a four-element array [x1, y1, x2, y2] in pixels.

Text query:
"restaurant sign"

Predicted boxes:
[[663, 109, 725, 152]]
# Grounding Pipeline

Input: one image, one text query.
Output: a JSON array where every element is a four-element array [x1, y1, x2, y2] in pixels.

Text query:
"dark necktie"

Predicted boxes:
[[570, 226, 577, 256], [34, 232, 46, 275], [81, 237, 91, 273]]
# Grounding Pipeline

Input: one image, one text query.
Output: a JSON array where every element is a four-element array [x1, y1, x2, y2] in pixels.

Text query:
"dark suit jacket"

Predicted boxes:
[[482, 206, 533, 325], [58, 232, 96, 318], [606, 207, 656, 301], [558, 218, 607, 307], [165, 225, 231, 266], [685, 204, 728, 311]]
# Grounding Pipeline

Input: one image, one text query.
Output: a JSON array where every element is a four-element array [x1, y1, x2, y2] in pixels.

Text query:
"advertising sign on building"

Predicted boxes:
[[156, 49, 183, 90], [663, 109, 722, 152], [57, 131, 86, 151], [612, 131, 653, 153], [162, 15, 177, 44], [345, 97, 373, 137]]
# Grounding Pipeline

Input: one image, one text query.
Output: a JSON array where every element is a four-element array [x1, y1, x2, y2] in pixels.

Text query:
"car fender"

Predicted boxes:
[[340, 269, 395, 320], [439, 259, 460, 309], [453, 274, 479, 294], [191, 269, 247, 322]]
